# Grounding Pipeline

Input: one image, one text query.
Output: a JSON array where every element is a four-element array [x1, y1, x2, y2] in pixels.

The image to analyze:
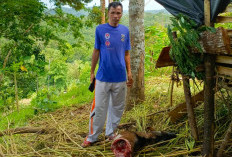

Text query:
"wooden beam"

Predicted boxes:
[[216, 56, 232, 65], [168, 91, 204, 123], [217, 66, 232, 76], [216, 16, 232, 23]]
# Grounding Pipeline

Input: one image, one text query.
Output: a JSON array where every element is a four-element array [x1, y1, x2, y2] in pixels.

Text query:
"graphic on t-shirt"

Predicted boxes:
[[121, 34, 125, 42], [105, 40, 110, 47], [105, 33, 110, 39]]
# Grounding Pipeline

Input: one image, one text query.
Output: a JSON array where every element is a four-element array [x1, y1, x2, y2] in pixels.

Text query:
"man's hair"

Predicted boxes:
[[108, 1, 123, 11]]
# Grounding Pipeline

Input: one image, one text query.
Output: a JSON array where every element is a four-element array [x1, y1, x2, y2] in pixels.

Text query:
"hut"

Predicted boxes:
[[155, 0, 232, 157]]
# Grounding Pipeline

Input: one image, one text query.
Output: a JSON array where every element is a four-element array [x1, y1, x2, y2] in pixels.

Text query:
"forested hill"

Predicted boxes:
[[47, 7, 171, 27], [47, 7, 169, 16]]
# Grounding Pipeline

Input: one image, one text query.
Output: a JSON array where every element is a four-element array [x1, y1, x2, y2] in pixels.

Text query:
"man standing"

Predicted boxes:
[[81, 1, 133, 147]]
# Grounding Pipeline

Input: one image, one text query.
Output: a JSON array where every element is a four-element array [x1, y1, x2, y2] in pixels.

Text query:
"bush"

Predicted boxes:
[[31, 88, 57, 114]]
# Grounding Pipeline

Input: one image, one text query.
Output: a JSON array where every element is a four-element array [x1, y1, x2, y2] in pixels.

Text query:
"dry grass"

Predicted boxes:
[[0, 76, 232, 156]]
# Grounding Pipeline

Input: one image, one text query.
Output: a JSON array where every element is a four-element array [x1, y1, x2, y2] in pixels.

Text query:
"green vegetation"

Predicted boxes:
[[167, 15, 204, 79], [0, 3, 171, 131], [1, 1, 232, 157], [145, 24, 170, 76]]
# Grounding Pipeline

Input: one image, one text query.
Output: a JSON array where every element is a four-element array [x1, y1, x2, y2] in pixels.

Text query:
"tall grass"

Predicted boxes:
[[0, 83, 93, 131], [0, 108, 34, 130]]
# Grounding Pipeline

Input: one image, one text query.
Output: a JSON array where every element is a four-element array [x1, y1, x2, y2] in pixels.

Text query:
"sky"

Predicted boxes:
[[40, 0, 164, 11]]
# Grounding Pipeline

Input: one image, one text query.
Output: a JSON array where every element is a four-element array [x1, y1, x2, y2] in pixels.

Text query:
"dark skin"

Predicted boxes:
[[90, 6, 133, 87]]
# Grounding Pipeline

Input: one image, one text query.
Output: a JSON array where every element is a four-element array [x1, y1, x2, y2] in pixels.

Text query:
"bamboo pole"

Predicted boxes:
[[203, 0, 215, 156]]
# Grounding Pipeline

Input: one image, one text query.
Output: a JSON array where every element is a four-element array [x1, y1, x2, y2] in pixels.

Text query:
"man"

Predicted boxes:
[[81, 1, 133, 147]]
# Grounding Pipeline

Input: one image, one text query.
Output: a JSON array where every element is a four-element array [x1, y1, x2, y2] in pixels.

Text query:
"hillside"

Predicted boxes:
[[47, 7, 169, 16], [46, 7, 171, 27]]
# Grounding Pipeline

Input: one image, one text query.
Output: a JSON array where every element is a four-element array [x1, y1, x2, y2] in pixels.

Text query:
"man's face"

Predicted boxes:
[[108, 6, 122, 26]]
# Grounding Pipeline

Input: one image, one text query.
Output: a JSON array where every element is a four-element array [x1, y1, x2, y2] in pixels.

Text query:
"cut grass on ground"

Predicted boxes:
[[1, 76, 232, 156]]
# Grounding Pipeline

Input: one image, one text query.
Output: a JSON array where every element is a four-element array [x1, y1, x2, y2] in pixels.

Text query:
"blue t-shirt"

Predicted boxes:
[[95, 23, 131, 82]]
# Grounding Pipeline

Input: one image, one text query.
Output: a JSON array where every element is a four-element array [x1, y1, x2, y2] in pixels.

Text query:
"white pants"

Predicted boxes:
[[87, 80, 127, 142]]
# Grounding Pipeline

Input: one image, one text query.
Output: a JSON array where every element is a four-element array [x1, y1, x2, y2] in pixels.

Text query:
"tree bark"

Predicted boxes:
[[203, 54, 215, 157], [203, 0, 215, 156], [195, 27, 231, 55], [127, 0, 145, 109], [100, 0, 105, 24]]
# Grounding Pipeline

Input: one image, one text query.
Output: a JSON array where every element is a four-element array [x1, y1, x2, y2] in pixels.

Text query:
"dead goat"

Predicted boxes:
[[111, 131, 176, 157]]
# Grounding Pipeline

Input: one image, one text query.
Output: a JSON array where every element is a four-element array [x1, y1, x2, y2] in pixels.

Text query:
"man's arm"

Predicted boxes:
[[90, 48, 100, 82], [125, 50, 133, 87]]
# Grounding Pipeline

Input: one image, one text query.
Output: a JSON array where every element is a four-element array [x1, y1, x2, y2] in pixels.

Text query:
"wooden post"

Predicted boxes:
[[169, 32, 177, 107], [204, 0, 211, 26], [182, 75, 199, 140], [203, 0, 215, 156], [172, 31, 199, 139], [170, 66, 174, 106]]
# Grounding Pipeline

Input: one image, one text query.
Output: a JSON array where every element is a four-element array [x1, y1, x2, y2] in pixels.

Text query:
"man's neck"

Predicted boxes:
[[108, 22, 119, 27]]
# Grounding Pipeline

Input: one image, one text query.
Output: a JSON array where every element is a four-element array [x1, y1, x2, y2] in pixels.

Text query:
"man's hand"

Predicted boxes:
[[127, 73, 133, 88], [90, 73, 95, 83]]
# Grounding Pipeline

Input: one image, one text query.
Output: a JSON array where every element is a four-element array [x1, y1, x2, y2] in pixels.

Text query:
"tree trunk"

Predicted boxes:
[[203, 54, 215, 157], [182, 75, 199, 140], [127, 0, 145, 109], [100, 0, 105, 24], [14, 71, 19, 111], [203, 0, 215, 156]]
